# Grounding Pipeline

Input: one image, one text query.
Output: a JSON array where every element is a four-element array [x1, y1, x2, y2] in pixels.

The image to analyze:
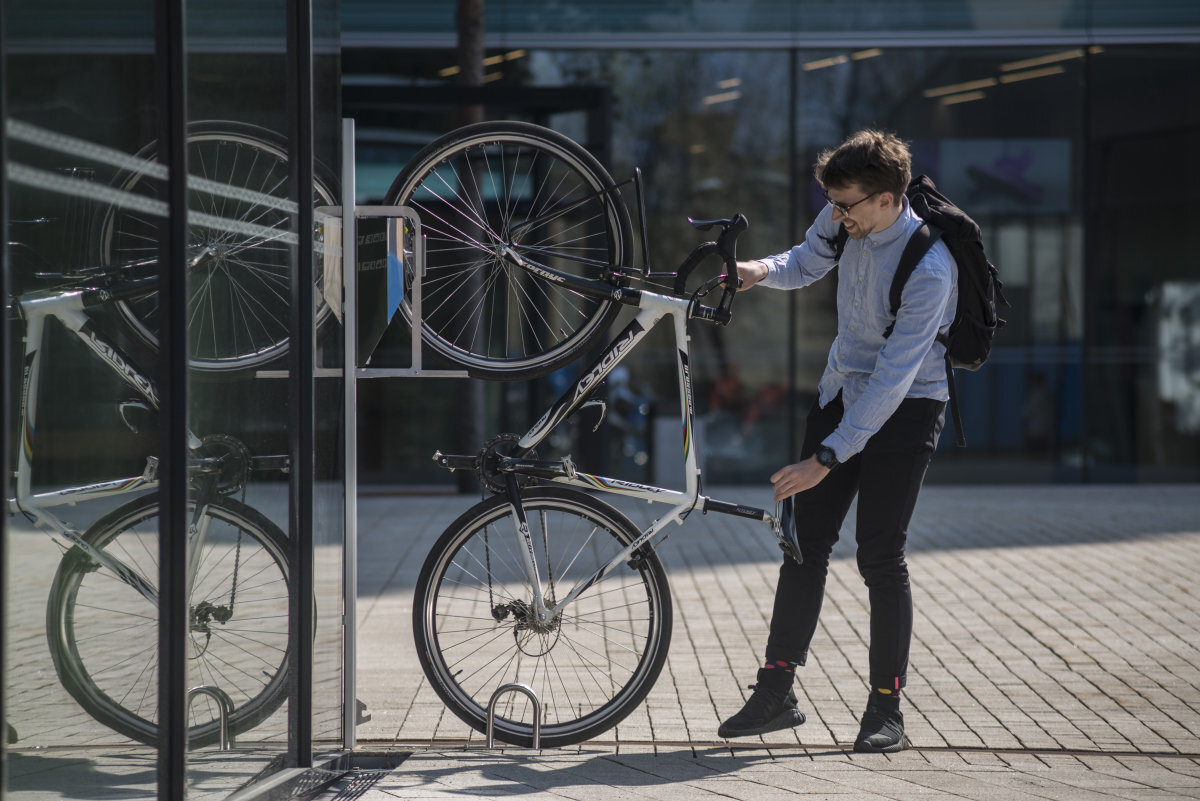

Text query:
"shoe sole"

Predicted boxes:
[[718, 709, 806, 739], [853, 734, 910, 753]]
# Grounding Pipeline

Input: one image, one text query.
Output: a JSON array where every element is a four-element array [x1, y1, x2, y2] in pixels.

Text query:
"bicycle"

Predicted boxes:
[[387, 121, 799, 747], [6, 121, 333, 746]]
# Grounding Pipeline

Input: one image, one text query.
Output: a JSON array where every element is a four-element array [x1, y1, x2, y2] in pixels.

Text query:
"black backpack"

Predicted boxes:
[[831, 174, 1009, 447]]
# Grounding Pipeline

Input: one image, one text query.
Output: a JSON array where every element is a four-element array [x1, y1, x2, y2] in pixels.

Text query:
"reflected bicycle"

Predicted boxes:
[[7, 121, 333, 746]]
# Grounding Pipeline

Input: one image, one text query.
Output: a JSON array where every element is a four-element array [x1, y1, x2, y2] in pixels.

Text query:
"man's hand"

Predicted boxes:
[[770, 457, 830, 501], [736, 259, 768, 290]]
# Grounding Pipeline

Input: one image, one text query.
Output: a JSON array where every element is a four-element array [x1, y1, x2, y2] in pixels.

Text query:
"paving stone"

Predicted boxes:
[[10, 485, 1200, 800]]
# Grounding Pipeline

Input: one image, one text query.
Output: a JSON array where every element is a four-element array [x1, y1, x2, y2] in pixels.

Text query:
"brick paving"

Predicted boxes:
[[6, 484, 1200, 799], [342, 484, 1200, 800]]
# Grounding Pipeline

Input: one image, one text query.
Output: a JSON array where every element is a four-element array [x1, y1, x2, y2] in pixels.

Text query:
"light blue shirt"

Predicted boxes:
[[758, 198, 957, 460]]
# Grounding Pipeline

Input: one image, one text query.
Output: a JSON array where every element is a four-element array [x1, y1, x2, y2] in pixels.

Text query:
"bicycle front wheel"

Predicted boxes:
[[101, 121, 338, 373], [413, 487, 672, 747], [386, 121, 634, 380], [45, 494, 291, 747]]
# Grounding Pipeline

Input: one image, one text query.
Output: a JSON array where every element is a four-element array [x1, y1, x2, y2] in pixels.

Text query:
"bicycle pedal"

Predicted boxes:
[[774, 497, 802, 564], [778, 539, 804, 565]]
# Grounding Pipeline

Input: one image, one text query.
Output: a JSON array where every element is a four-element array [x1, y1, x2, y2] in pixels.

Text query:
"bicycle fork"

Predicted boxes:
[[497, 473, 678, 627], [499, 475, 558, 628]]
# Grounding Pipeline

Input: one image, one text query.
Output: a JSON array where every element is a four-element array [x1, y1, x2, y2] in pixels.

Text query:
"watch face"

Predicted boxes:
[[817, 446, 837, 467]]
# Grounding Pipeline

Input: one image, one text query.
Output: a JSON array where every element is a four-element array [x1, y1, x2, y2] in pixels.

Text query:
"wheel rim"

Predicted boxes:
[[49, 499, 290, 744], [103, 128, 335, 371], [419, 493, 668, 743], [392, 130, 627, 376]]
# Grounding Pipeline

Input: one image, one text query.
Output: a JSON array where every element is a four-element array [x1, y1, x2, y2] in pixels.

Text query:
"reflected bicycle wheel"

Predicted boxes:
[[45, 494, 291, 747], [100, 121, 337, 372], [386, 121, 634, 380], [413, 487, 672, 747]]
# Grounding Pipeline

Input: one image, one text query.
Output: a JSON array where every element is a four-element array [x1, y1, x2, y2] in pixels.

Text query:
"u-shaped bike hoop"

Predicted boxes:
[[486, 682, 542, 749], [187, 685, 236, 750]]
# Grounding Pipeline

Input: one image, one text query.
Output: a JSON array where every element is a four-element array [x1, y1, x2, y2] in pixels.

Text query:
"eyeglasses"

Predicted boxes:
[[823, 189, 878, 216]]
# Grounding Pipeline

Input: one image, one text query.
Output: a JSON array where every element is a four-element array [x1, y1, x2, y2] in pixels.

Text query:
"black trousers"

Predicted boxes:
[[764, 392, 945, 692]]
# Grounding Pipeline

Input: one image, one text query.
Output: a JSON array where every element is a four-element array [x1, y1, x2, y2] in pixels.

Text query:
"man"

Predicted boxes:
[[719, 129, 956, 753]]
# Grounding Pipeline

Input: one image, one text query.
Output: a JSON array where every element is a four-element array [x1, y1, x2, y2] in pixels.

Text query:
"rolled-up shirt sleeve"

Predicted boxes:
[[758, 205, 841, 290], [822, 253, 956, 460]]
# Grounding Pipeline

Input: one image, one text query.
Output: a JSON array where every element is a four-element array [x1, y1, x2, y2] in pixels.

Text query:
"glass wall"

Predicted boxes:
[[4, 3, 168, 795], [344, 31, 1199, 486], [312, 0, 348, 754], [3, 0, 344, 798], [1083, 45, 1200, 481]]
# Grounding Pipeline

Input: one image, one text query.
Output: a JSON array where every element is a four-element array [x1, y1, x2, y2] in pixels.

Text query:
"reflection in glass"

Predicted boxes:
[[102, 123, 338, 373], [46, 494, 291, 747]]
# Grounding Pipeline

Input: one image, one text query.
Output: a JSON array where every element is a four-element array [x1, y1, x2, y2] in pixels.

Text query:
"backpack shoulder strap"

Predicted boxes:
[[834, 224, 848, 261], [818, 224, 849, 263], [882, 223, 943, 337]]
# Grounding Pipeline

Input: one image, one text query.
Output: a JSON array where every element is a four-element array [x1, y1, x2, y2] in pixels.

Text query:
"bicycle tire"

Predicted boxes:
[[100, 120, 338, 372], [45, 494, 292, 747], [386, 121, 634, 380], [413, 486, 672, 747]]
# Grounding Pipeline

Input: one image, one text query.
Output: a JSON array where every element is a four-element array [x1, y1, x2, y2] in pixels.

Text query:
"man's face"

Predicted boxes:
[[825, 183, 892, 240]]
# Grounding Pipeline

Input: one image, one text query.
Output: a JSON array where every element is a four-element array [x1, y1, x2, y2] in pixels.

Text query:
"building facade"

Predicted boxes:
[[343, 0, 1200, 487], [3, 2, 1199, 799]]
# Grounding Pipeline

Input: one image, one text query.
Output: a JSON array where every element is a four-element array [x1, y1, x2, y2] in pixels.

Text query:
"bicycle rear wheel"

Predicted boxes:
[[413, 487, 672, 747], [45, 494, 291, 747], [101, 121, 338, 372], [386, 121, 634, 380]]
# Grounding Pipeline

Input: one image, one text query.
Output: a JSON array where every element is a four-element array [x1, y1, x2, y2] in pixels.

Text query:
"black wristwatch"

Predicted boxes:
[[814, 445, 839, 470]]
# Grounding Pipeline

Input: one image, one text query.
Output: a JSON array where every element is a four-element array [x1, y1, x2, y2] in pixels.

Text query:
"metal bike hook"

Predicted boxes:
[[486, 682, 542, 749]]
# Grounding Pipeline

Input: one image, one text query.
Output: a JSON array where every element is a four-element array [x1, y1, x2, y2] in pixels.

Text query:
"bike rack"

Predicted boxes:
[[256, 120, 474, 749], [486, 683, 542, 749], [186, 685, 236, 750], [336, 118, 473, 751]]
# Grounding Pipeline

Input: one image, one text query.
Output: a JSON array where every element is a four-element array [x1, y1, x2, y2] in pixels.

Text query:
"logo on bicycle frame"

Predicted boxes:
[[82, 324, 159, 406], [573, 321, 644, 405]]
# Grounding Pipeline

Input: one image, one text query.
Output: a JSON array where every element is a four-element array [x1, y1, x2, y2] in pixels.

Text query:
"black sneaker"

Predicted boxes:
[[718, 684, 806, 738], [853, 697, 909, 753]]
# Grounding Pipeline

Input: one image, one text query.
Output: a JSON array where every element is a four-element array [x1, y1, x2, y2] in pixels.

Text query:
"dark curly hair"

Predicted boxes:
[[814, 129, 911, 203]]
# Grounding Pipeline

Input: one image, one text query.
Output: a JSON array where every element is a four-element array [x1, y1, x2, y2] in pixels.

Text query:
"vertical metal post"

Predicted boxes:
[[341, 117, 359, 750], [155, 0, 190, 796], [786, 49, 800, 465], [408, 214, 425, 372], [1080, 47, 1093, 484], [0, 4, 11, 780], [287, 0, 316, 768]]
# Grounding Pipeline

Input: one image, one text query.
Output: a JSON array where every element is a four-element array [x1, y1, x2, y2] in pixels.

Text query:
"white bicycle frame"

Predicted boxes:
[[495, 281, 782, 628], [9, 281, 212, 603]]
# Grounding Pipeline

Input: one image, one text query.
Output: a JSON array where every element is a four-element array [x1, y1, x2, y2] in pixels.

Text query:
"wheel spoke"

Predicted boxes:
[[104, 126, 335, 371], [389, 123, 629, 378], [47, 497, 291, 746], [416, 488, 670, 746]]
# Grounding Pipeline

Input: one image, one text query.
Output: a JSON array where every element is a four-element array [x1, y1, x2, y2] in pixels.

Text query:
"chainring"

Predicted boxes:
[[198, 434, 250, 495], [478, 433, 539, 495]]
